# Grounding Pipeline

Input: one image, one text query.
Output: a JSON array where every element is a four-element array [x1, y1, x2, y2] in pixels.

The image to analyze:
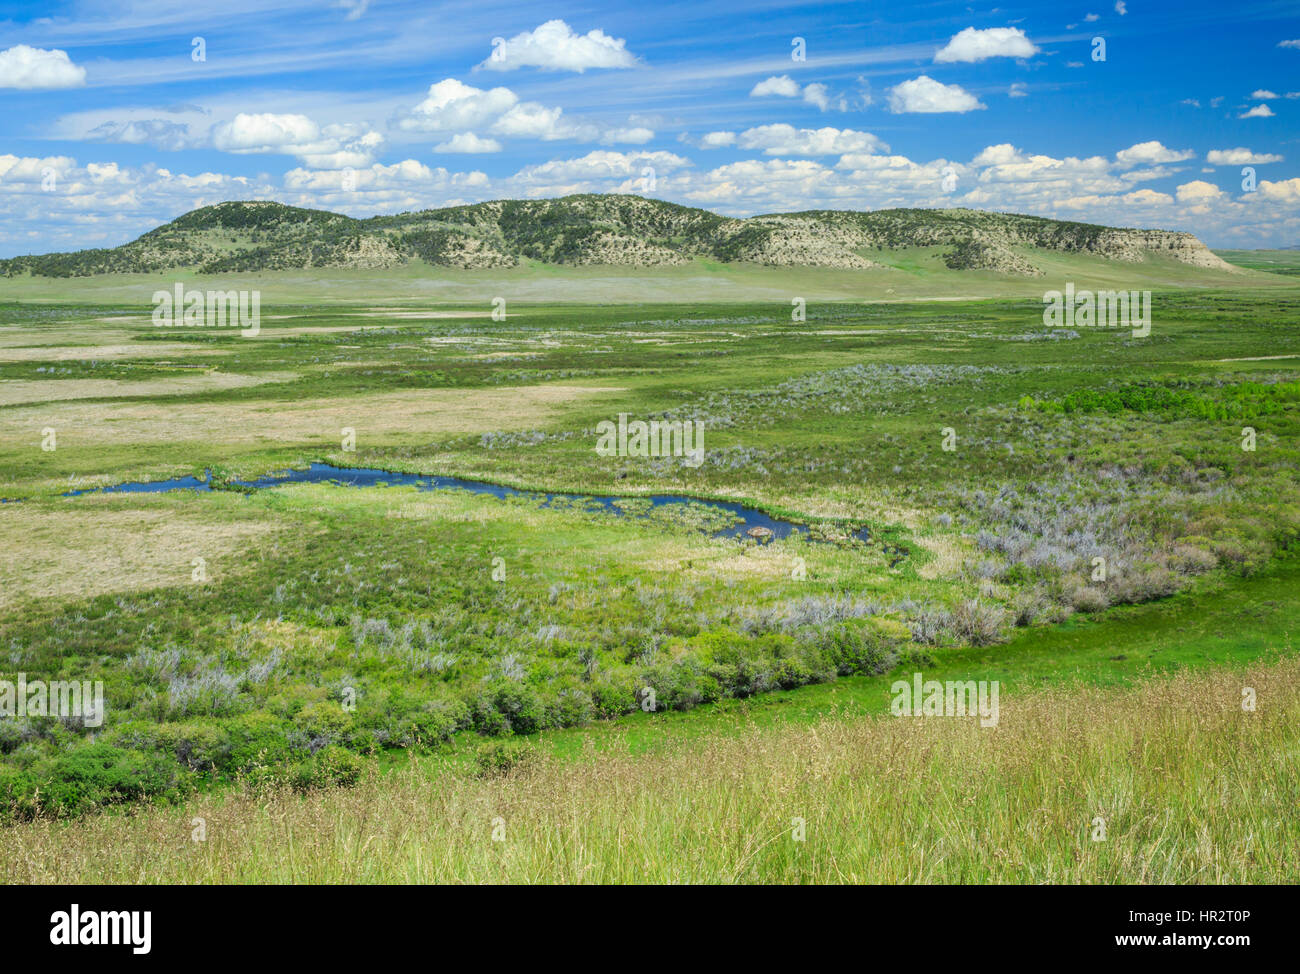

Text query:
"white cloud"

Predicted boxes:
[[1123, 188, 1174, 205], [489, 101, 600, 141], [1085, 13, 1100, 22], [433, 133, 502, 154], [284, 160, 488, 192], [88, 119, 195, 151], [1239, 104, 1275, 118], [600, 126, 655, 145], [691, 131, 737, 149], [1251, 90, 1280, 100], [1252, 177, 1300, 203], [506, 150, 688, 196], [802, 83, 831, 111], [398, 79, 519, 132], [1206, 148, 1283, 165], [737, 124, 888, 156], [397, 77, 632, 144], [212, 113, 319, 152], [1115, 1, 1127, 14], [480, 19, 637, 72], [210, 113, 382, 169], [1176, 180, 1224, 203], [971, 144, 1023, 167], [1009, 82, 1028, 98], [750, 75, 801, 98], [1114, 141, 1195, 166], [0, 45, 86, 89], [935, 27, 1038, 63], [750, 75, 837, 111], [887, 76, 985, 113], [1279, 40, 1300, 49]]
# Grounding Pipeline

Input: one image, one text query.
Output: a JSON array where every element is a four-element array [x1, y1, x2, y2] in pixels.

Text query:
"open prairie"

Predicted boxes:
[[2, 270, 1299, 884]]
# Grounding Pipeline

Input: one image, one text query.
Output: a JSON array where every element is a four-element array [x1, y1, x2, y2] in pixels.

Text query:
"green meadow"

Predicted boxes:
[[1, 268, 1298, 882]]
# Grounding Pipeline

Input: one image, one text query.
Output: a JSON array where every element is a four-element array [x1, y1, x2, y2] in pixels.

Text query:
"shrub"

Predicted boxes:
[[31, 743, 191, 818], [292, 745, 362, 791], [1069, 586, 1110, 614], [474, 739, 536, 778], [950, 599, 1007, 647], [0, 766, 38, 822], [293, 701, 353, 748], [224, 711, 296, 771]]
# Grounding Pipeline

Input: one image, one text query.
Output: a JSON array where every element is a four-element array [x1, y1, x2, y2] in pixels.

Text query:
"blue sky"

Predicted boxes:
[[1, 0, 1298, 257]]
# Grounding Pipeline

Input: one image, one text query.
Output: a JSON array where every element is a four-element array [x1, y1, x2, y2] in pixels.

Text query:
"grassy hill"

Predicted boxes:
[[0, 195, 1241, 279]]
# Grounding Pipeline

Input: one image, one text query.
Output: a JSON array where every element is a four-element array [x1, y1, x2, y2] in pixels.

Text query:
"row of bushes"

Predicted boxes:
[[0, 619, 918, 820], [1019, 379, 1300, 420], [0, 737, 363, 823]]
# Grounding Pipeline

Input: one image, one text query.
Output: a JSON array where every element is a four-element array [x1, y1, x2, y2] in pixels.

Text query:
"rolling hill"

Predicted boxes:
[[0, 195, 1236, 279]]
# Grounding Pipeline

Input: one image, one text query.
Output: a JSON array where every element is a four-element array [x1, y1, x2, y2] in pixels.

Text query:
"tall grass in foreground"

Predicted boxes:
[[4, 659, 1297, 884]]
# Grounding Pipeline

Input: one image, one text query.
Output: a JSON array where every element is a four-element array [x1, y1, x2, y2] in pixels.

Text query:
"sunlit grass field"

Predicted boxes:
[[4, 655, 1296, 884], [1, 279, 1298, 881]]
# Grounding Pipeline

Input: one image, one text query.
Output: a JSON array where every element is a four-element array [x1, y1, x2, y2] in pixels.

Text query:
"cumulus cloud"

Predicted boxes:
[[398, 79, 519, 132], [802, 83, 831, 110], [480, 19, 637, 72], [0, 45, 86, 89], [750, 75, 801, 98], [1239, 104, 1275, 118], [737, 124, 887, 156], [1176, 180, 1224, 203], [887, 76, 985, 113], [1279, 40, 1300, 49], [505, 150, 688, 196], [1009, 82, 1028, 98], [1114, 141, 1195, 166], [87, 119, 195, 151], [433, 133, 502, 153], [1242, 177, 1300, 204], [397, 77, 629, 144], [211, 113, 383, 168], [1251, 89, 1280, 100], [284, 160, 487, 192], [1123, 188, 1174, 205], [935, 27, 1038, 63], [600, 126, 655, 145], [749, 75, 835, 111], [1206, 148, 1283, 165], [685, 131, 737, 149]]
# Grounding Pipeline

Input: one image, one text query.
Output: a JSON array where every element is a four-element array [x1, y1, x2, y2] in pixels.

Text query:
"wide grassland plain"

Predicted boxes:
[[1, 262, 1298, 883]]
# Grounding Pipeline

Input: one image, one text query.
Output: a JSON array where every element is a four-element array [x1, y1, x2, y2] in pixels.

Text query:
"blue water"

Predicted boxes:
[[69, 462, 870, 544]]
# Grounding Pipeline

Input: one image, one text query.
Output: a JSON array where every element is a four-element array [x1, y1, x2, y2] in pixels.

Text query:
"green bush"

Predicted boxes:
[[31, 743, 192, 818], [293, 701, 352, 743], [224, 711, 297, 771], [473, 739, 536, 778], [292, 745, 362, 791], [0, 766, 38, 822]]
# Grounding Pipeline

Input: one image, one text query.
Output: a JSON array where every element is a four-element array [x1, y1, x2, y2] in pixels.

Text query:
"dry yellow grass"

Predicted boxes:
[[0, 499, 281, 606], [2, 658, 1295, 884], [915, 533, 968, 580], [0, 383, 627, 448], [0, 343, 230, 362], [0, 370, 296, 406]]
